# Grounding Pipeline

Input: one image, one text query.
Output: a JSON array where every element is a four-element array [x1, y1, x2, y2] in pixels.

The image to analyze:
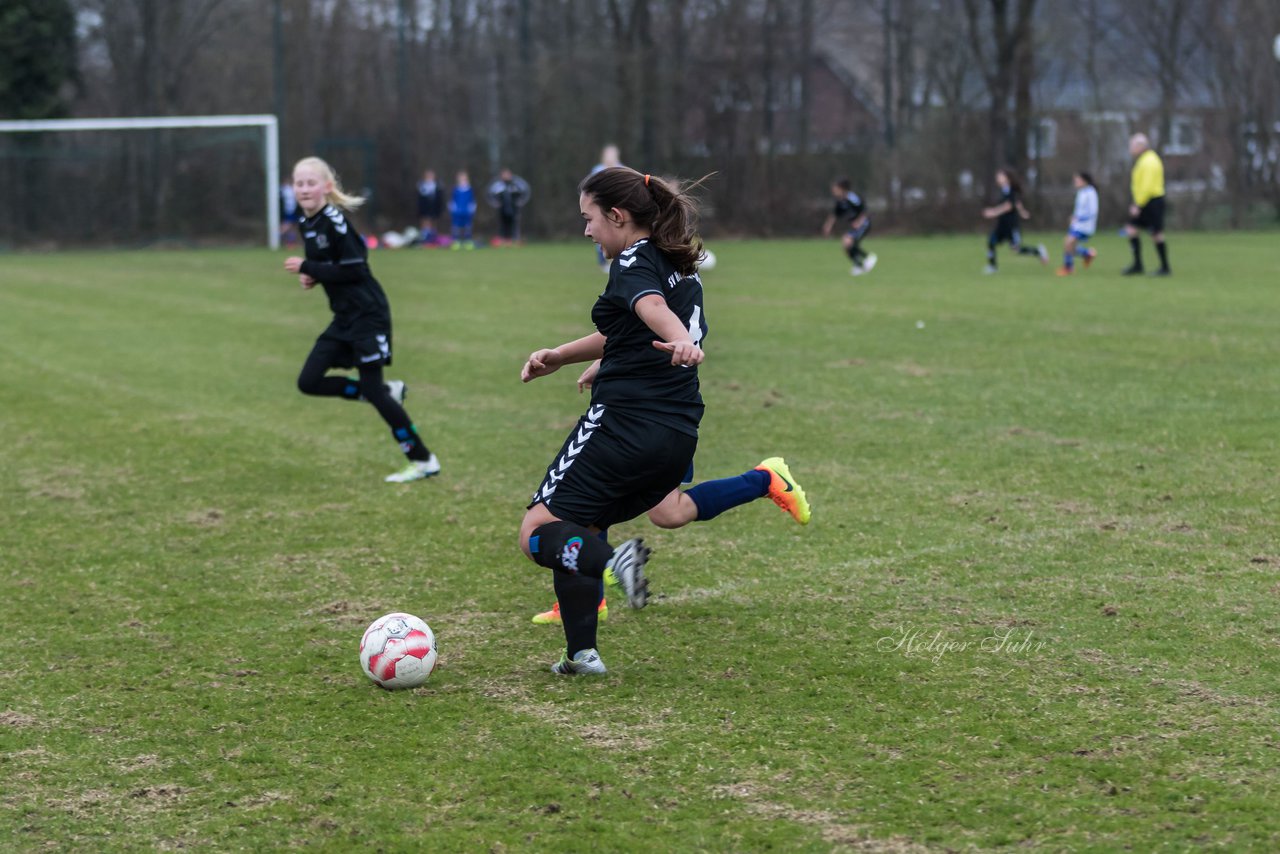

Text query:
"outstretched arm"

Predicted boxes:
[[982, 201, 1012, 219], [521, 332, 607, 383], [634, 294, 703, 368]]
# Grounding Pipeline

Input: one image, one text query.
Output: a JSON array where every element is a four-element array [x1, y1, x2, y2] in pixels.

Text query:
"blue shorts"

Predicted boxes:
[[1068, 229, 1093, 242]]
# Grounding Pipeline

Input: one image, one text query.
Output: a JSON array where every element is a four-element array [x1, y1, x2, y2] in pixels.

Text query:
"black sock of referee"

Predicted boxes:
[[1155, 241, 1170, 271], [1129, 237, 1143, 269]]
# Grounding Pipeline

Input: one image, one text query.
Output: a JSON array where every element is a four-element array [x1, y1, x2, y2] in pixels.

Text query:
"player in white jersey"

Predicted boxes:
[[1056, 172, 1099, 277]]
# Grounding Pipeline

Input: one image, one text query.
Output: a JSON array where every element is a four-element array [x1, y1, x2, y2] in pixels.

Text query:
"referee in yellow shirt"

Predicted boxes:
[[1123, 133, 1171, 276]]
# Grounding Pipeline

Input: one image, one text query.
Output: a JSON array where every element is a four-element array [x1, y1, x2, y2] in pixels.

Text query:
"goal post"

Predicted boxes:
[[0, 114, 280, 249]]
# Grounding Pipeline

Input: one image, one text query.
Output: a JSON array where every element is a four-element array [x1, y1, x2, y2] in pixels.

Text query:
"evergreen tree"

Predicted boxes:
[[0, 0, 77, 119]]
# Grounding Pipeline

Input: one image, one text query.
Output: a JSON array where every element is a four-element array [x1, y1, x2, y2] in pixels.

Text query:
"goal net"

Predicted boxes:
[[0, 115, 280, 250]]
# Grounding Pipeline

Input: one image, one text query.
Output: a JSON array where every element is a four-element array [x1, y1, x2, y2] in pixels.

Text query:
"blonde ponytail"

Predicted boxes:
[[293, 156, 366, 210]]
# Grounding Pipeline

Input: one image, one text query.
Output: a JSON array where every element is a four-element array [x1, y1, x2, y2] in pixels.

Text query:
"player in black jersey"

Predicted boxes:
[[283, 157, 440, 483], [981, 168, 1048, 273], [518, 167, 811, 676], [822, 178, 877, 276]]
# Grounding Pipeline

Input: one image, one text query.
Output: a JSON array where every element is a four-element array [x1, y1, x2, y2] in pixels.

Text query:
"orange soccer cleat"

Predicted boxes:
[[754, 457, 811, 525], [531, 597, 608, 625]]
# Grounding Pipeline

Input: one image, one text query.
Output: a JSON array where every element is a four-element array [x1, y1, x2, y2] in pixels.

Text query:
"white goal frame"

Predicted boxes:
[[0, 114, 281, 249]]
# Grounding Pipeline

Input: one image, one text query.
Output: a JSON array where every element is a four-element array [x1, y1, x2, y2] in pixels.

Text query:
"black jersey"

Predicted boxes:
[[996, 185, 1020, 230], [417, 180, 443, 218], [298, 204, 391, 338], [833, 191, 865, 223], [590, 238, 707, 436]]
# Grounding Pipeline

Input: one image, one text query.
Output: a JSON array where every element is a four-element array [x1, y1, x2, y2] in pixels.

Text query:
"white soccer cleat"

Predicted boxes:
[[603, 538, 650, 609], [385, 454, 440, 483], [983, 264, 998, 275], [551, 648, 608, 676], [862, 253, 878, 273], [386, 380, 407, 405], [1037, 244, 1049, 265], [850, 265, 864, 277]]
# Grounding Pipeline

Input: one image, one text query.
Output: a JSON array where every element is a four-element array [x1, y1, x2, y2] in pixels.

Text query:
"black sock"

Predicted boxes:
[[1129, 237, 1143, 268], [531, 521, 614, 657], [1155, 241, 1169, 271], [553, 570, 601, 657], [1018, 245, 1038, 255], [392, 425, 431, 462], [358, 365, 431, 460], [987, 245, 997, 266], [528, 521, 613, 579]]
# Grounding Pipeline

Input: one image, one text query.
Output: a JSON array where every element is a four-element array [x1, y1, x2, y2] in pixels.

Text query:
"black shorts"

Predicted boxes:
[[309, 328, 392, 370], [529, 404, 698, 530], [989, 223, 1021, 247], [1129, 197, 1165, 233], [846, 219, 871, 242]]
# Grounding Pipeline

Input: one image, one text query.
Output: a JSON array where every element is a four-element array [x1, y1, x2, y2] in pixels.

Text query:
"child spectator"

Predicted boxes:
[[486, 168, 531, 245], [416, 169, 443, 245], [449, 170, 476, 250]]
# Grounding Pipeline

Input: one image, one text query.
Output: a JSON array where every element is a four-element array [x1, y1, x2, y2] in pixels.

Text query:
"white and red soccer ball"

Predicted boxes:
[[359, 612, 437, 689]]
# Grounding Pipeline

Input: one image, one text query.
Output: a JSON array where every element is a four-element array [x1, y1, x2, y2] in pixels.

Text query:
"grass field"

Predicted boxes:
[[2, 233, 1278, 851]]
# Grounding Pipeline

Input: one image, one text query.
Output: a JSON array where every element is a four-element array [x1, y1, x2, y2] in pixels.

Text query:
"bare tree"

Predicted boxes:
[[25, 0, 1269, 245], [961, 0, 1038, 183], [1115, 0, 1209, 148], [1195, 0, 1280, 223]]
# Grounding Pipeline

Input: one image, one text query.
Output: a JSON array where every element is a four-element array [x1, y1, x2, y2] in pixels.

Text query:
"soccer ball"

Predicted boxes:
[[359, 612, 437, 689], [698, 249, 716, 271]]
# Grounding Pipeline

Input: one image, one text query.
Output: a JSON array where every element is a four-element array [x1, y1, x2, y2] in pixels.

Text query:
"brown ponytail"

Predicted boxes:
[[579, 167, 710, 276]]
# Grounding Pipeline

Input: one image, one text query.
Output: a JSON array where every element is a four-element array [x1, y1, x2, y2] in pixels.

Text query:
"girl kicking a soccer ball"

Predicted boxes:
[[518, 167, 810, 675], [283, 156, 439, 483]]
